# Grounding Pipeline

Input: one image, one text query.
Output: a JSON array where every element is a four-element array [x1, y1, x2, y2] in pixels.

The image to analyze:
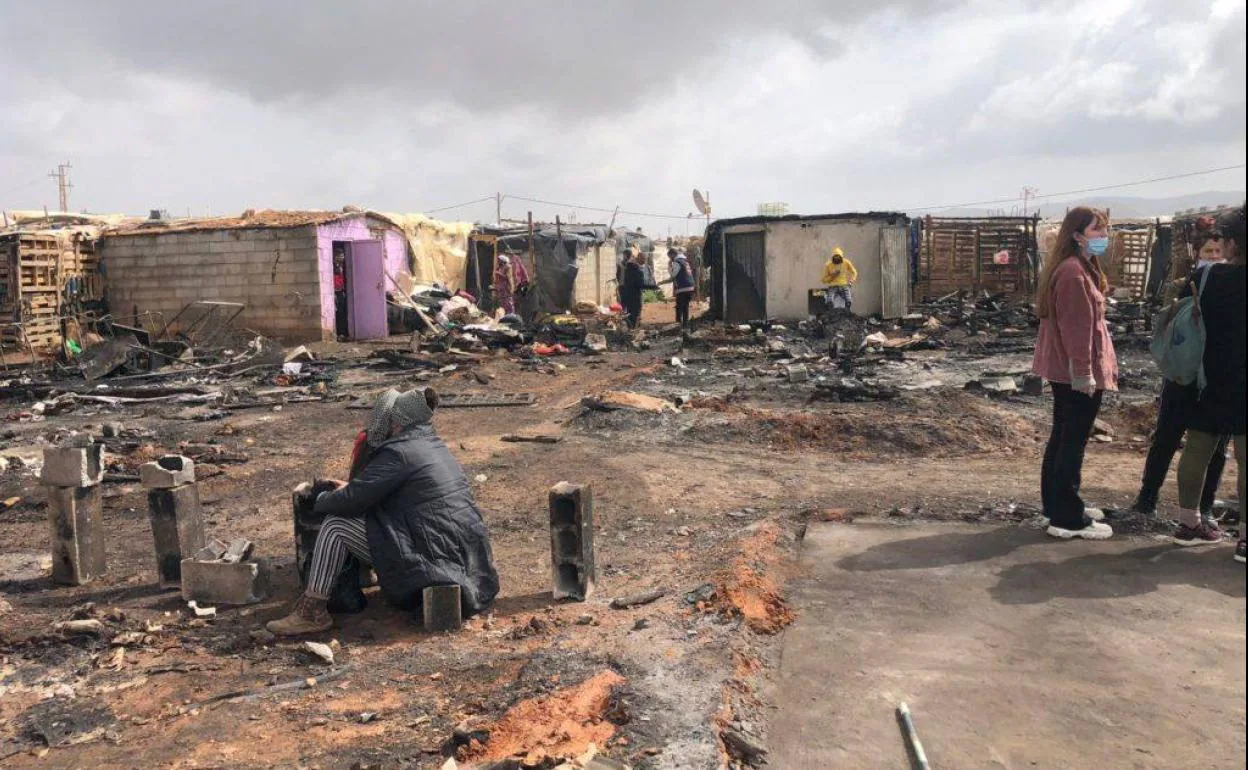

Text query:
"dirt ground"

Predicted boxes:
[[769, 522, 1246, 769], [0, 300, 1240, 769]]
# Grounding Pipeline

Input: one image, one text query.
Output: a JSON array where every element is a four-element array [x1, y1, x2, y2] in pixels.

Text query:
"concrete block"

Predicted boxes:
[[422, 585, 463, 632], [141, 455, 195, 489], [147, 483, 206, 588], [47, 485, 107, 585], [549, 482, 596, 601], [40, 444, 104, 488], [180, 558, 270, 605]]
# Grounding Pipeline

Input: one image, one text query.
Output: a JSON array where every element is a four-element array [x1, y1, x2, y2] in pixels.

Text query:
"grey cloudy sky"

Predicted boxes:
[[1, 0, 1244, 231]]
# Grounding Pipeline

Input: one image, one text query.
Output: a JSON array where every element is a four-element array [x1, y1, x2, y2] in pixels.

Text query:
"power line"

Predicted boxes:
[[506, 194, 694, 220], [905, 163, 1246, 213], [421, 162, 1247, 223], [422, 195, 495, 214]]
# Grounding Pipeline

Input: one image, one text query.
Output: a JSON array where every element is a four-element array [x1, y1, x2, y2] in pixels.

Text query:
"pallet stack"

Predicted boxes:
[[0, 230, 101, 352]]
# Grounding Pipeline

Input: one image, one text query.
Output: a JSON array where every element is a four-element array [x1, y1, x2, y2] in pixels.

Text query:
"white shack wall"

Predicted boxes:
[[100, 226, 324, 343], [572, 243, 617, 307], [764, 220, 884, 318]]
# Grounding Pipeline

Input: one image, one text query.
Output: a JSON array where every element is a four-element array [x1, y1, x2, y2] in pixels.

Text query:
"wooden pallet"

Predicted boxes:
[[438, 392, 537, 408], [0, 231, 103, 350]]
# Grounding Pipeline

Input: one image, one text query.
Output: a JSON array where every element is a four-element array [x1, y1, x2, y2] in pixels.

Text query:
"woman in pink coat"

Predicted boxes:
[[1033, 206, 1118, 540]]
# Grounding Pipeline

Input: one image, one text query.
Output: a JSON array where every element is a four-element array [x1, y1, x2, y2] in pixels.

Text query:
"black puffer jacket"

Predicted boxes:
[[1186, 263, 1246, 435], [314, 425, 500, 615]]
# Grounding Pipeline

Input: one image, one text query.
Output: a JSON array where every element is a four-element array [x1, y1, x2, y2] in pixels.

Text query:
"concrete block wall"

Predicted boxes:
[[571, 244, 617, 307], [100, 226, 325, 343]]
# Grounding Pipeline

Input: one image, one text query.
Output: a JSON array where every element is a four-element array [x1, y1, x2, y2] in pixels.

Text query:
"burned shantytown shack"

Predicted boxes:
[[703, 212, 911, 321], [98, 210, 423, 344], [464, 223, 637, 314]]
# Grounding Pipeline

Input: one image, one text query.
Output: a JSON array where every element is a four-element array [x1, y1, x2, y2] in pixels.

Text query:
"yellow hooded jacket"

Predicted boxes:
[[821, 248, 858, 287]]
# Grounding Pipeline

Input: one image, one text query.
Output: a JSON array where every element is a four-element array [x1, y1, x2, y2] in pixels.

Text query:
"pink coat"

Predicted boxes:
[[1032, 257, 1118, 391]]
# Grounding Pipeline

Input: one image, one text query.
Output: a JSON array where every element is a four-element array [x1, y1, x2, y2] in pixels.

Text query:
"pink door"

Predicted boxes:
[[345, 240, 388, 340]]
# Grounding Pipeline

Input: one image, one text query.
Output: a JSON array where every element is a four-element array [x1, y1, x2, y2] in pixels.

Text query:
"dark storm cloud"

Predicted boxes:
[[5, 0, 952, 114]]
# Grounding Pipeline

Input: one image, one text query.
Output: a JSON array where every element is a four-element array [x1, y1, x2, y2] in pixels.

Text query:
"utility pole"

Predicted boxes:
[[48, 161, 72, 213], [496, 192, 502, 225], [1021, 186, 1038, 218]]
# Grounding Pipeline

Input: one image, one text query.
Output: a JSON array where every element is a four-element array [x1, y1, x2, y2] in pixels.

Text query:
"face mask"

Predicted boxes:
[[1085, 237, 1109, 257]]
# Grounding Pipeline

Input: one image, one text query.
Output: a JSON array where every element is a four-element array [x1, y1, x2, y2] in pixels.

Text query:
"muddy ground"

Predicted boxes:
[[0, 302, 1237, 769]]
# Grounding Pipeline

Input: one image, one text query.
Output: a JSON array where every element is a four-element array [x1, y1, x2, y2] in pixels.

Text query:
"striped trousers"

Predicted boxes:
[[305, 516, 372, 600]]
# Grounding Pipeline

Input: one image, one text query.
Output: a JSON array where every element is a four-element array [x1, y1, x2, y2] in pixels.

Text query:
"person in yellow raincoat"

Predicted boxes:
[[821, 247, 858, 310]]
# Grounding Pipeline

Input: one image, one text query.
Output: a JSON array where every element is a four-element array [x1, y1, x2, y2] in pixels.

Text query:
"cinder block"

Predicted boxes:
[[41, 444, 104, 488], [422, 585, 463, 632], [140, 455, 195, 489], [549, 482, 596, 601], [47, 485, 107, 585], [180, 558, 270, 605], [147, 483, 206, 588]]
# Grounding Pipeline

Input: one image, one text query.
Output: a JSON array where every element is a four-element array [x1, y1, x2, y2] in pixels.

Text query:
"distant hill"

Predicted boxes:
[[923, 190, 1245, 219]]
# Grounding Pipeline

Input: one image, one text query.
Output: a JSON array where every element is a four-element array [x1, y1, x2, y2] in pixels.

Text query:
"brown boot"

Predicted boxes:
[[265, 595, 332, 636]]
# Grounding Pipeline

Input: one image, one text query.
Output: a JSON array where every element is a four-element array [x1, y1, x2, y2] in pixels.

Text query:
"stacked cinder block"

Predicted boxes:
[[180, 538, 270, 605], [549, 482, 596, 601], [141, 455, 206, 588], [41, 438, 106, 585], [98, 227, 323, 343]]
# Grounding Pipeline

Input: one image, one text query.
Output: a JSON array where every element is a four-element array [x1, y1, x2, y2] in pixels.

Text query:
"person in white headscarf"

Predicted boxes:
[[268, 388, 499, 635]]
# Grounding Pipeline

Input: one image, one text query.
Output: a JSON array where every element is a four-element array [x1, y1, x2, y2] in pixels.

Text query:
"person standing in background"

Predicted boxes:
[[493, 252, 529, 315], [667, 247, 696, 328], [1171, 206, 1245, 557], [1032, 206, 1117, 541], [1131, 229, 1229, 517], [620, 249, 646, 329], [333, 249, 348, 340]]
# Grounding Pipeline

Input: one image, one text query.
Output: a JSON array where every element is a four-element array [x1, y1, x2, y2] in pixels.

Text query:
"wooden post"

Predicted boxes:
[[527, 210, 535, 278]]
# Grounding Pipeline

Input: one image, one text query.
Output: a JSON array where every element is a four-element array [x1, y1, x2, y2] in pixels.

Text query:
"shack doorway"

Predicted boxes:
[[723, 231, 766, 321], [342, 239, 388, 340]]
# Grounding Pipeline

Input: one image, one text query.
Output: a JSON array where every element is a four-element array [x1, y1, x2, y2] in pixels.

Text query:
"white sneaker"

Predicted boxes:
[[1047, 521, 1113, 540], [1084, 507, 1105, 521]]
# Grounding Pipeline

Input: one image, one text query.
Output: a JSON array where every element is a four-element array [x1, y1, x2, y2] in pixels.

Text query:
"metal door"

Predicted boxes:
[[880, 225, 910, 319], [345, 240, 388, 340], [723, 231, 766, 321]]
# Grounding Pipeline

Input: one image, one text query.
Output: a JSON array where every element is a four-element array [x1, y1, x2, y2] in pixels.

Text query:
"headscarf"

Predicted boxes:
[[389, 389, 434, 434], [364, 389, 400, 448]]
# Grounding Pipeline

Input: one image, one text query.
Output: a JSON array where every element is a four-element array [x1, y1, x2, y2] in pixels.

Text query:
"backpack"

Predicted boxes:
[[1150, 267, 1210, 389]]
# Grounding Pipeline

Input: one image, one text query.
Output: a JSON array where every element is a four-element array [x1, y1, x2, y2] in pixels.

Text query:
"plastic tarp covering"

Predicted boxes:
[[495, 228, 601, 314], [371, 212, 473, 290]]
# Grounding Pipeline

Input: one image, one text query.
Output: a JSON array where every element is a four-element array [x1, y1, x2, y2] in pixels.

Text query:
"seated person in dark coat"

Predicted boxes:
[[268, 388, 500, 636]]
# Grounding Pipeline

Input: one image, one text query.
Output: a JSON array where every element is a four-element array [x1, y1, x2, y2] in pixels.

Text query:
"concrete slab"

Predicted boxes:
[[768, 523, 1246, 770]]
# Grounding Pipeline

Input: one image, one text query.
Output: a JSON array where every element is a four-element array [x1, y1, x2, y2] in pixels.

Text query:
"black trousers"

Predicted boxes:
[[1138, 380, 1228, 510], [675, 292, 693, 326], [622, 290, 642, 329], [1041, 383, 1103, 528]]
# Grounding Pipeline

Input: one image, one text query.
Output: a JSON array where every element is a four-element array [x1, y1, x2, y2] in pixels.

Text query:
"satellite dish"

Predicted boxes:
[[692, 189, 710, 216]]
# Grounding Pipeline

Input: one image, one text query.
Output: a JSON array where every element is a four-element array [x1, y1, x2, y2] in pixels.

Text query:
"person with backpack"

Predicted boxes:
[[1032, 206, 1117, 540], [1171, 205, 1245, 555], [666, 247, 697, 327], [1130, 230, 1230, 516]]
